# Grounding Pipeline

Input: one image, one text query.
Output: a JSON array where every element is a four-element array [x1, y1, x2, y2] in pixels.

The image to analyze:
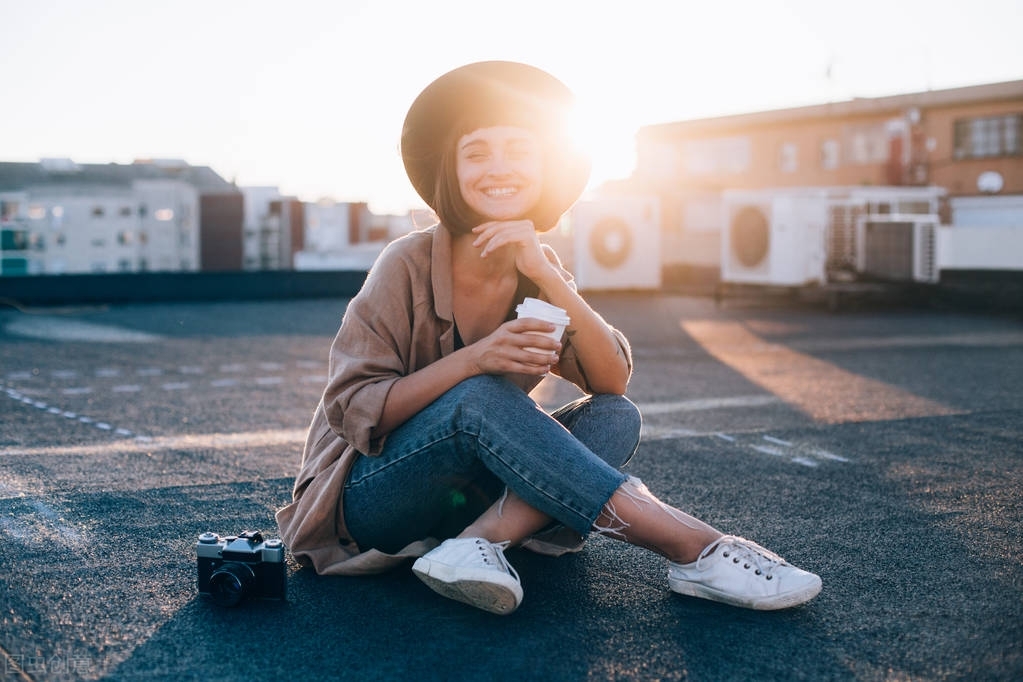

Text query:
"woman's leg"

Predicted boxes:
[[343, 376, 629, 553]]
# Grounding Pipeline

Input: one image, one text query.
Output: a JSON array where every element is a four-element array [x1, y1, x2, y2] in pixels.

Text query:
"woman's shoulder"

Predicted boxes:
[[378, 225, 436, 261]]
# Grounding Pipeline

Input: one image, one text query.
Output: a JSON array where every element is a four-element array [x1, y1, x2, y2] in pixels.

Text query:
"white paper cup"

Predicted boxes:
[[515, 297, 570, 353]]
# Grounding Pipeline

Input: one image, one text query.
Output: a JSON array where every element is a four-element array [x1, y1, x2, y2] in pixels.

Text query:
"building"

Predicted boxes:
[[241, 187, 306, 270], [0, 159, 243, 275], [622, 79, 1023, 285], [293, 199, 416, 271]]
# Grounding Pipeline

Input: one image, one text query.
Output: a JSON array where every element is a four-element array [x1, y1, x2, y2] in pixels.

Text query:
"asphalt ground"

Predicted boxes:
[[1, 292, 1021, 681]]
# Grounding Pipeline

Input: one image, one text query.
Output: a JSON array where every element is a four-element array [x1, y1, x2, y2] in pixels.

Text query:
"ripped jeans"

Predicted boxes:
[[343, 375, 641, 554]]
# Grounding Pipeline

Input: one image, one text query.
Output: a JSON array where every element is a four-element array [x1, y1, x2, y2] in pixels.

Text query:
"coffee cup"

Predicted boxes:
[[515, 297, 570, 353]]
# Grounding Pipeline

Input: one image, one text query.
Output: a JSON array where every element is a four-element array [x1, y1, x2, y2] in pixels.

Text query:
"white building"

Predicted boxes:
[[0, 167, 199, 275], [0, 159, 240, 276]]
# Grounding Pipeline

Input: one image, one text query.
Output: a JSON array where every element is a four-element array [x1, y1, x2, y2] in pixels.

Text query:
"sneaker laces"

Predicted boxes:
[[473, 539, 520, 582], [699, 535, 788, 580]]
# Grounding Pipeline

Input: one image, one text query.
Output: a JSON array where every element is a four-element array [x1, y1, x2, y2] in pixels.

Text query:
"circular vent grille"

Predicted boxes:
[[589, 217, 633, 269], [731, 206, 770, 267]]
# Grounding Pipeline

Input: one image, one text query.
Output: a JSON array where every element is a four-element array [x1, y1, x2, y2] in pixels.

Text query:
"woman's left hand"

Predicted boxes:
[[471, 220, 555, 281]]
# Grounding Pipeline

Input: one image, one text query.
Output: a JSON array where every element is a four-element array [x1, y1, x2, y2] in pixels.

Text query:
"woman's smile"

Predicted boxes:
[[457, 126, 544, 221]]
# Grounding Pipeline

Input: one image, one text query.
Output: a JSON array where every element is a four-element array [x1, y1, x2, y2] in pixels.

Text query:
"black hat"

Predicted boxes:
[[401, 61, 591, 229]]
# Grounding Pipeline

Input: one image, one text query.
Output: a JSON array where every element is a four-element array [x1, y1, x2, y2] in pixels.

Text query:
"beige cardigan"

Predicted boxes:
[[276, 225, 632, 575]]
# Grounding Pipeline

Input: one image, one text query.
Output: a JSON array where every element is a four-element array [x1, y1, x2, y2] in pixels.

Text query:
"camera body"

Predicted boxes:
[[196, 531, 287, 606]]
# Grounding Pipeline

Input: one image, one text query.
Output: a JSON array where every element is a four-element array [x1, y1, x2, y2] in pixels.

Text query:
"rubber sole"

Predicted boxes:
[[412, 556, 523, 615], [668, 575, 822, 611]]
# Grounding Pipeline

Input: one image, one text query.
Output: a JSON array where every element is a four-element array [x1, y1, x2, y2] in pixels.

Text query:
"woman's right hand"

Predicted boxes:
[[469, 318, 562, 377]]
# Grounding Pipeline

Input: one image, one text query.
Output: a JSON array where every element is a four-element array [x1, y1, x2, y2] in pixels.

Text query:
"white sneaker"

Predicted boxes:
[[520, 524, 586, 557], [668, 535, 822, 610], [412, 538, 523, 615]]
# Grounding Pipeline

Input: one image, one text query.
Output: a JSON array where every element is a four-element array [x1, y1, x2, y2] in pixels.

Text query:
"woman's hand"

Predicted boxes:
[[469, 317, 562, 377], [471, 220, 556, 282]]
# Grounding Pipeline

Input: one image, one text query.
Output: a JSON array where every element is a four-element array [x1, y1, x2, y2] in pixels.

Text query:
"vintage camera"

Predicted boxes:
[[196, 531, 287, 606]]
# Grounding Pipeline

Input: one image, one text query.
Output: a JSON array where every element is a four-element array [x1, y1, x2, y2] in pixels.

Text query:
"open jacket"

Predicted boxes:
[[276, 224, 633, 575]]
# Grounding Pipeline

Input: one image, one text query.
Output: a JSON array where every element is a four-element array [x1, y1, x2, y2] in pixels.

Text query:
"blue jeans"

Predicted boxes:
[[343, 375, 641, 554]]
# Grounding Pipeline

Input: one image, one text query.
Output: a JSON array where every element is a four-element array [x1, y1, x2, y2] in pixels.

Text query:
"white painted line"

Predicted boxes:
[[4, 317, 162, 343], [95, 423, 112, 430], [179, 366, 204, 374], [810, 449, 851, 462], [790, 457, 820, 468], [112, 385, 142, 392], [62, 411, 77, 419], [751, 445, 787, 457], [636, 395, 780, 415], [78, 416, 93, 424], [219, 364, 246, 373], [259, 363, 284, 371], [713, 433, 736, 442], [211, 378, 239, 387], [763, 435, 792, 446], [137, 368, 164, 376], [642, 425, 704, 440], [52, 370, 78, 379], [0, 428, 307, 457], [33, 401, 48, 408], [255, 376, 284, 385], [6, 371, 34, 380], [47, 407, 61, 414], [161, 382, 190, 391], [95, 368, 121, 377], [60, 387, 94, 395], [114, 428, 133, 437]]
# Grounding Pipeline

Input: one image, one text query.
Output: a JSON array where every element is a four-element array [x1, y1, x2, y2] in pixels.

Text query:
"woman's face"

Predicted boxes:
[[455, 126, 544, 222]]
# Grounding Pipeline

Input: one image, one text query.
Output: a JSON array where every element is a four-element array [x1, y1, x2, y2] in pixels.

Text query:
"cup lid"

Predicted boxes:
[[516, 297, 570, 323]]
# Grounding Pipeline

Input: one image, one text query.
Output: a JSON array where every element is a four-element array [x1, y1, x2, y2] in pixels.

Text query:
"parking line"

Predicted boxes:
[[682, 320, 963, 424]]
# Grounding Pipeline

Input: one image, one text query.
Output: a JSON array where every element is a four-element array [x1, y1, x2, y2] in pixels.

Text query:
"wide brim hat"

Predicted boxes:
[[401, 60, 591, 229]]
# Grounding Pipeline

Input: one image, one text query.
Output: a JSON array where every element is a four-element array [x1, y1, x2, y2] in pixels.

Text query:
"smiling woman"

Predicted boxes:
[[275, 59, 822, 617]]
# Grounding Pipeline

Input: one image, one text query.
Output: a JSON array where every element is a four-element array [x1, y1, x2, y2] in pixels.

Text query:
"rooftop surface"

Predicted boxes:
[[1, 291, 1021, 681]]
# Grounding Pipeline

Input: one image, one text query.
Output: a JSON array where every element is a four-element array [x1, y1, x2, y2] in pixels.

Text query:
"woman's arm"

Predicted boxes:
[[472, 221, 632, 395], [372, 316, 564, 438]]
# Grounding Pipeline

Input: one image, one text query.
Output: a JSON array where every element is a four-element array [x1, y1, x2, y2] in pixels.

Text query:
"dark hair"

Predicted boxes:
[[432, 123, 486, 236]]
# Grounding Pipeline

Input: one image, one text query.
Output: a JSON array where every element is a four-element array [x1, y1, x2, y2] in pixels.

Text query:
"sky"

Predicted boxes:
[[3, 0, 1022, 214]]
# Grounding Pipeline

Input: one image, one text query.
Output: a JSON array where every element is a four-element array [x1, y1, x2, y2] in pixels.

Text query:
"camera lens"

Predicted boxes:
[[208, 563, 255, 607]]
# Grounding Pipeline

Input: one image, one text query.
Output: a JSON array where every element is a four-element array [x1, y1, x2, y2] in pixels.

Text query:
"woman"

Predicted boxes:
[[276, 61, 821, 614]]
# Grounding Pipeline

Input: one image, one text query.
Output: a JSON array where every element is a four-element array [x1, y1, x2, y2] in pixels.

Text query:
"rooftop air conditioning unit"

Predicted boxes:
[[571, 196, 661, 290], [721, 190, 828, 286], [856, 216, 939, 283]]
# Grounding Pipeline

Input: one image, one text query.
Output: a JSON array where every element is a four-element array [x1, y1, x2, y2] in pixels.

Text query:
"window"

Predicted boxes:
[[820, 139, 840, 169], [954, 114, 1022, 159], [1, 229, 29, 250], [92, 206, 105, 217], [1, 200, 19, 221], [1, 257, 29, 275], [117, 230, 133, 245], [155, 208, 174, 221], [844, 124, 889, 165], [28, 205, 47, 220], [120, 206, 133, 217], [778, 143, 798, 173]]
